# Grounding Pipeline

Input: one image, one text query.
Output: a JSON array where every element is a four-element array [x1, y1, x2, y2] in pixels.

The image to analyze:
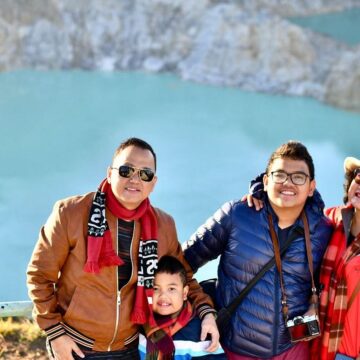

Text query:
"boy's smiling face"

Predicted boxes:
[[152, 272, 189, 316]]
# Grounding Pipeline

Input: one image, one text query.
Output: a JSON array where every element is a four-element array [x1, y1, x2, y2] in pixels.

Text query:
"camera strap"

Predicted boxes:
[[268, 210, 318, 321], [220, 221, 298, 319], [302, 211, 319, 307]]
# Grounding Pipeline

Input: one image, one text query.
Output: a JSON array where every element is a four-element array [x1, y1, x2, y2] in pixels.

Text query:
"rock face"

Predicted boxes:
[[179, 6, 319, 93], [324, 47, 360, 112], [0, 0, 359, 111]]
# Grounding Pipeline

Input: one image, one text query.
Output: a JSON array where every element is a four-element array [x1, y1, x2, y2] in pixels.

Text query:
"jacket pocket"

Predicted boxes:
[[63, 286, 81, 321], [63, 285, 116, 343]]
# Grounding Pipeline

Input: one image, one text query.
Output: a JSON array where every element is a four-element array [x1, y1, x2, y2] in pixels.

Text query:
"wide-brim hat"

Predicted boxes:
[[344, 157, 360, 173]]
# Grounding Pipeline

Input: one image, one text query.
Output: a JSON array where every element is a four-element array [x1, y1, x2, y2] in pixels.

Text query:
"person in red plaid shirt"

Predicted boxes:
[[316, 157, 360, 360]]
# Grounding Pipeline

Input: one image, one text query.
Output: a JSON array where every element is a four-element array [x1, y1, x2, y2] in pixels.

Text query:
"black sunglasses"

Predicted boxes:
[[111, 165, 155, 182]]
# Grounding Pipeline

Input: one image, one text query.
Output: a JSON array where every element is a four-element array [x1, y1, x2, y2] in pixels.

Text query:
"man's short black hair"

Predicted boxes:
[[155, 255, 187, 286], [112, 137, 157, 170]]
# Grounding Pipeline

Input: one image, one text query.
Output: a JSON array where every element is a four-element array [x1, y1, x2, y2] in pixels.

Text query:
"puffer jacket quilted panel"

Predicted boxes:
[[183, 196, 332, 357]]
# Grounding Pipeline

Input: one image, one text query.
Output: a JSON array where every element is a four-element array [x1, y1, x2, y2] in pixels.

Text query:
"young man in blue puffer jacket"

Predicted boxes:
[[183, 141, 333, 359]]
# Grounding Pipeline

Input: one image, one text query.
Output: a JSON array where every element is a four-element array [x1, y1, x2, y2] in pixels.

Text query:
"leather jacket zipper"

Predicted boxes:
[[107, 222, 136, 351], [107, 221, 121, 351], [107, 290, 121, 351]]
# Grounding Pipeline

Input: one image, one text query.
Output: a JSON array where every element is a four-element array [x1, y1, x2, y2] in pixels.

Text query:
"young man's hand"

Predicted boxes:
[[51, 334, 85, 359], [200, 313, 220, 352]]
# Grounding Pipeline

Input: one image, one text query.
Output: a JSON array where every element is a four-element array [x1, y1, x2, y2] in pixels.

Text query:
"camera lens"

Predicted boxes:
[[293, 316, 304, 325]]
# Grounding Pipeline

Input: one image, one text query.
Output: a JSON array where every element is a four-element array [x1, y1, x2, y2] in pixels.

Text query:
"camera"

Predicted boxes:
[[286, 314, 320, 342]]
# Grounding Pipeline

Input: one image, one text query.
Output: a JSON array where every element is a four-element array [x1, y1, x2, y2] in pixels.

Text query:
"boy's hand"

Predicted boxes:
[[200, 313, 219, 352]]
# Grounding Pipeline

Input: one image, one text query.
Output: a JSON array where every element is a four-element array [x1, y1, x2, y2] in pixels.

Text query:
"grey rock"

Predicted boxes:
[[324, 47, 360, 112], [143, 57, 165, 72], [21, 19, 73, 69], [0, 19, 18, 71], [0, 0, 359, 111], [179, 6, 318, 92]]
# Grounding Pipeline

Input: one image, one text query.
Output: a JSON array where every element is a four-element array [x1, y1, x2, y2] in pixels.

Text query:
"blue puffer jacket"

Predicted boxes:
[[183, 194, 332, 358]]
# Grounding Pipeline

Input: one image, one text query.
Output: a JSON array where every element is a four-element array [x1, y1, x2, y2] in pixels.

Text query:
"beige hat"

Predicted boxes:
[[344, 157, 360, 173]]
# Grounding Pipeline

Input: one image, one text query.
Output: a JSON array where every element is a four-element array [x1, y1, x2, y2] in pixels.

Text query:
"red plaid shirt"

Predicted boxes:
[[312, 206, 360, 360]]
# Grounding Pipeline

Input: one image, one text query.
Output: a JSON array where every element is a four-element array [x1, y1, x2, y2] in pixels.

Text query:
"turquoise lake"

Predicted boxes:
[[1, 70, 359, 301], [289, 8, 360, 45]]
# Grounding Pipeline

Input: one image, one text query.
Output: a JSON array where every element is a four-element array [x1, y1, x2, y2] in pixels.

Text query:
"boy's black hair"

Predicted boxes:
[[155, 255, 187, 286], [265, 140, 315, 180]]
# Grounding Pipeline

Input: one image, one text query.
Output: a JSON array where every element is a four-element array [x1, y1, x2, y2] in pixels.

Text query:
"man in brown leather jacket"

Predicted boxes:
[[27, 137, 218, 360]]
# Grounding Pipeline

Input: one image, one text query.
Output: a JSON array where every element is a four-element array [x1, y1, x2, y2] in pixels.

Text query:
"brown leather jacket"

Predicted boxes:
[[27, 192, 212, 351]]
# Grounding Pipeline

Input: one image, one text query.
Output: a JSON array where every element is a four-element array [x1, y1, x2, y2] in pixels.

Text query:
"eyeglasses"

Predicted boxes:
[[111, 165, 155, 182], [270, 170, 310, 185]]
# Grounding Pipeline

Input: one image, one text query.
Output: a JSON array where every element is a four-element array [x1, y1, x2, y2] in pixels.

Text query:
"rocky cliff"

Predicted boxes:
[[0, 0, 359, 111]]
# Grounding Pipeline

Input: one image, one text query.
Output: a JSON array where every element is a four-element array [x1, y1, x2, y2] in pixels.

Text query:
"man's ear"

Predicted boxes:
[[183, 285, 189, 301], [149, 175, 158, 194], [308, 179, 316, 197], [263, 173, 269, 192], [106, 166, 112, 183]]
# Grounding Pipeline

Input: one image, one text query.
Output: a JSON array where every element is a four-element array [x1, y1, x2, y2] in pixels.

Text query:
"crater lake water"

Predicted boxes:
[[0, 70, 359, 301], [289, 7, 360, 45]]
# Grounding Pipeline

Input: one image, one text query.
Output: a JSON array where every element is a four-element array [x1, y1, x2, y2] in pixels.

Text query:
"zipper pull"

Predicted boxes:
[[117, 291, 121, 305]]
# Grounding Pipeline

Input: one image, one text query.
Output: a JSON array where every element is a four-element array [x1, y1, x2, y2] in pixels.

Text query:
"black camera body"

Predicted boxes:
[[286, 314, 320, 342]]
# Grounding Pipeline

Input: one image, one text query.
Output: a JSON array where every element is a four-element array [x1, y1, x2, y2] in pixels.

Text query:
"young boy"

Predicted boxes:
[[139, 255, 226, 359]]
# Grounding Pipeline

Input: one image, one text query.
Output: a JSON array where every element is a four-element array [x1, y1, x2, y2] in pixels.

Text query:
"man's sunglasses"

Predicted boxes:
[[111, 165, 155, 182]]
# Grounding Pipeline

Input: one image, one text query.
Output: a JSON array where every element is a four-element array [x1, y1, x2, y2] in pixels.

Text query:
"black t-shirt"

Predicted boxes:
[[117, 218, 134, 290], [277, 225, 293, 247]]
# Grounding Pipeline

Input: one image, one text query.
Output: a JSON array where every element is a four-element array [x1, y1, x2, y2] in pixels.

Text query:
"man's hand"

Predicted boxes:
[[200, 313, 220, 352], [240, 194, 264, 211], [51, 334, 84, 360]]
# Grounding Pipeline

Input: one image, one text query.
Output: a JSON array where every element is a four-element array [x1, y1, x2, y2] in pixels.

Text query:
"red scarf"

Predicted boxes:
[[143, 301, 194, 360], [85, 179, 158, 324]]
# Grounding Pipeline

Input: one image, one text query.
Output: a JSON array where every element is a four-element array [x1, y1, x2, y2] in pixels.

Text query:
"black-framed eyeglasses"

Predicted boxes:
[[270, 170, 310, 186], [111, 165, 155, 182]]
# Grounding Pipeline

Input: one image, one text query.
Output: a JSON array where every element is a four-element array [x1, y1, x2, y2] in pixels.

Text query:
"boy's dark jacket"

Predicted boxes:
[[139, 316, 226, 359]]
